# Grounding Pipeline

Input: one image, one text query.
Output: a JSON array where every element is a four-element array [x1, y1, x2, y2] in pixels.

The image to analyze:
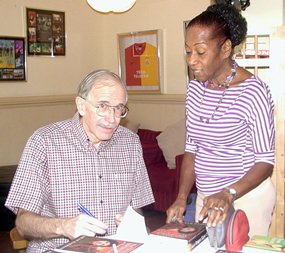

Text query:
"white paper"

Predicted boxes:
[[134, 234, 188, 253], [110, 205, 149, 243]]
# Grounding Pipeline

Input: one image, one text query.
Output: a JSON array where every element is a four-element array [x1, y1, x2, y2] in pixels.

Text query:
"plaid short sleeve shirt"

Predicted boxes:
[[5, 113, 154, 252]]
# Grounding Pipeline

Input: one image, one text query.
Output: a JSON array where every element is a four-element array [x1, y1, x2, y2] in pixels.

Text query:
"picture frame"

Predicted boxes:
[[0, 36, 26, 81], [26, 8, 65, 56], [118, 30, 162, 93]]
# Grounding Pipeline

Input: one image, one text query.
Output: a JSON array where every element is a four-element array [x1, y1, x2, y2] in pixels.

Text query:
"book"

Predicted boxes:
[[53, 235, 143, 253], [214, 250, 242, 253], [244, 235, 285, 252], [150, 222, 207, 252]]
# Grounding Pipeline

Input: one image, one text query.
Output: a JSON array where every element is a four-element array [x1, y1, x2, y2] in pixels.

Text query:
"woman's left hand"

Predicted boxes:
[[198, 190, 232, 227]]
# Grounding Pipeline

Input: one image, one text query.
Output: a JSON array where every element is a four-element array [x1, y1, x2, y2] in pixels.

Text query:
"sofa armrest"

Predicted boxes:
[[174, 154, 183, 193]]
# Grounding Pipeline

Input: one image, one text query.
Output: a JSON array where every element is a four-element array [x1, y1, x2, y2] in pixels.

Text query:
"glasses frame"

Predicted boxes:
[[83, 98, 129, 119]]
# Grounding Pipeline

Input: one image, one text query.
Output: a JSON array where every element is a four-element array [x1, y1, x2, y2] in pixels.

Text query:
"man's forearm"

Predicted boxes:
[[16, 208, 65, 240]]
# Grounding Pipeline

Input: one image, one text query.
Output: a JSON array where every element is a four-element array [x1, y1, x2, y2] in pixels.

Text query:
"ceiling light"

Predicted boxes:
[[86, 0, 136, 13]]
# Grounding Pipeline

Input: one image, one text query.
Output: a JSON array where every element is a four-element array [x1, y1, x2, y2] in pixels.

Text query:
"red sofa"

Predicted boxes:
[[137, 128, 196, 212]]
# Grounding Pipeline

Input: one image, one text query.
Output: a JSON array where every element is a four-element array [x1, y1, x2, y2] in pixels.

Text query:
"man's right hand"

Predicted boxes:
[[62, 214, 108, 239]]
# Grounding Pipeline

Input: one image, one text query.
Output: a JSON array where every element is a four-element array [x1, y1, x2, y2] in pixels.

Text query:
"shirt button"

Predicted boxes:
[[100, 200, 103, 204]]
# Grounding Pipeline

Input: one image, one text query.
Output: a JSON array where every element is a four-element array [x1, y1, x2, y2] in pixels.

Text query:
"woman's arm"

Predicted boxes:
[[166, 152, 196, 223]]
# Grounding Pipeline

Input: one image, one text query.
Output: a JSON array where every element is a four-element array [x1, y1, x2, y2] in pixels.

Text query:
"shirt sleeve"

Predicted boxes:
[[251, 81, 275, 165], [5, 131, 49, 214]]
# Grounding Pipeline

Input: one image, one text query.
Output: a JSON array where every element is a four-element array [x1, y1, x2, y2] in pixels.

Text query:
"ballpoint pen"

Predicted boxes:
[[77, 203, 96, 218], [77, 203, 108, 233]]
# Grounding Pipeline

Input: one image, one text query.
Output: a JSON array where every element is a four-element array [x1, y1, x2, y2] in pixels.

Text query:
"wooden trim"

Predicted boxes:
[[128, 94, 186, 104], [0, 95, 75, 109], [0, 94, 186, 108]]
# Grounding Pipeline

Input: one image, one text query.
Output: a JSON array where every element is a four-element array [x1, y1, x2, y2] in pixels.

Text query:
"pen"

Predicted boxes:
[[78, 203, 95, 218], [112, 243, 118, 253], [77, 203, 108, 233]]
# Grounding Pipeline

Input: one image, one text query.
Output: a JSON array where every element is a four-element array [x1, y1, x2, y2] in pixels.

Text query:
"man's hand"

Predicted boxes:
[[62, 214, 108, 239]]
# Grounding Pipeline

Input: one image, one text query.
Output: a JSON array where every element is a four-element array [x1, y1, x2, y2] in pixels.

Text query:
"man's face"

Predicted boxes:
[[76, 79, 126, 146]]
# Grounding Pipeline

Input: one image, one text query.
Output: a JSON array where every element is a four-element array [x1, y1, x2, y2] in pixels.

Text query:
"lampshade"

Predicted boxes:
[[87, 0, 136, 13]]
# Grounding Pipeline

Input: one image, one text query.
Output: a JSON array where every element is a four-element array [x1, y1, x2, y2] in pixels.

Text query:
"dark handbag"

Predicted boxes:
[[206, 205, 249, 250], [206, 205, 235, 248]]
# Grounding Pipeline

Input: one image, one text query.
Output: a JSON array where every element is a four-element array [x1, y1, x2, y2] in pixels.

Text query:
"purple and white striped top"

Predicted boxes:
[[185, 75, 275, 194]]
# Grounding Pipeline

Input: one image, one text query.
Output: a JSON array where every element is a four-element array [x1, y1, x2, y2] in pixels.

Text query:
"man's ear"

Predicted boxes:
[[222, 39, 232, 58], [76, 96, 86, 116]]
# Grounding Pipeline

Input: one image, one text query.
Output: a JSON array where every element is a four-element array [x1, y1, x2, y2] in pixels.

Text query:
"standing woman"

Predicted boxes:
[[166, 3, 275, 236]]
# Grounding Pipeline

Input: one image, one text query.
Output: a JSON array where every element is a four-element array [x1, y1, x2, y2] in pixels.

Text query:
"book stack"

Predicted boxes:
[[244, 235, 285, 252], [139, 222, 207, 252]]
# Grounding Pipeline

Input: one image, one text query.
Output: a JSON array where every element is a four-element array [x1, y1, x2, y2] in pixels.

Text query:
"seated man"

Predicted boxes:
[[5, 69, 154, 252]]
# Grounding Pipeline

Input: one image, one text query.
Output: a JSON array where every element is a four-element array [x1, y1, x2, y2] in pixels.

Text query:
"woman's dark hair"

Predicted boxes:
[[187, 3, 247, 48]]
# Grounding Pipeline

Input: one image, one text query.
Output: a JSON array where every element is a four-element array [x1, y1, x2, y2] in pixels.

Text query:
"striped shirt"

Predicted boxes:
[[185, 76, 275, 194], [5, 113, 154, 253]]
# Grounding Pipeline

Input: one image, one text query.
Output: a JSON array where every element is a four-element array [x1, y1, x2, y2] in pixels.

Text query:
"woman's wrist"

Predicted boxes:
[[222, 187, 237, 202]]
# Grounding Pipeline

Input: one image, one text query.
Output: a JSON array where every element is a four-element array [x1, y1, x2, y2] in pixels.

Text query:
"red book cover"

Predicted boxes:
[[54, 236, 142, 253], [151, 222, 207, 251]]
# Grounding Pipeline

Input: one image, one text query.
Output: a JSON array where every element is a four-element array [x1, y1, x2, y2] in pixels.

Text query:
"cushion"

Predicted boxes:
[[156, 119, 186, 168], [141, 143, 165, 166], [137, 129, 161, 143]]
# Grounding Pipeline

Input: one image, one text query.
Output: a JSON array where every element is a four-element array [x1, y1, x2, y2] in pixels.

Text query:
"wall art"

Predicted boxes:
[[26, 8, 65, 56], [118, 30, 162, 93], [0, 36, 26, 81]]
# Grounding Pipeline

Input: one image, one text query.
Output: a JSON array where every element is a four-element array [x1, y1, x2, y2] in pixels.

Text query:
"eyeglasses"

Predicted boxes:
[[83, 99, 129, 118]]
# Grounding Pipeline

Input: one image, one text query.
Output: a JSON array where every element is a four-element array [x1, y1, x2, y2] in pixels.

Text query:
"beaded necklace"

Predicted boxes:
[[199, 61, 238, 123]]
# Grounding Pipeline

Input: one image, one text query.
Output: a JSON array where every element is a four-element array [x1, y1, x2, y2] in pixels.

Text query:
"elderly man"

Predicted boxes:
[[5, 69, 154, 252]]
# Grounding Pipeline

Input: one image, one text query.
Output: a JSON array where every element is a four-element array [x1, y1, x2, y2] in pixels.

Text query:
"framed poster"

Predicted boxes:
[[26, 8, 65, 56], [118, 30, 162, 93], [0, 36, 26, 81]]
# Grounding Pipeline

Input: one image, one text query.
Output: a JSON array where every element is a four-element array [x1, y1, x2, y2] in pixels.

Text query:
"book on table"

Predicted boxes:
[[147, 222, 207, 252], [244, 235, 285, 252], [53, 235, 143, 253]]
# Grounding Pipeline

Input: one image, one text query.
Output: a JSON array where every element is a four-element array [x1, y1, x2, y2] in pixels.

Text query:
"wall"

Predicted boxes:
[[0, 0, 105, 97], [0, 0, 210, 166], [101, 0, 210, 94], [0, 0, 284, 237]]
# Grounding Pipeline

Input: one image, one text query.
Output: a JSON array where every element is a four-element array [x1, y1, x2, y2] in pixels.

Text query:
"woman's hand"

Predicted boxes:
[[166, 198, 187, 224], [198, 190, 233, 227]]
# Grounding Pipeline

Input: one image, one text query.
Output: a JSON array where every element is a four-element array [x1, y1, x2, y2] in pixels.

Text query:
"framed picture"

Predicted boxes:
[[118, 30, 162, 93], [0, 36, 26, 81], [26, 8, 65, 56]]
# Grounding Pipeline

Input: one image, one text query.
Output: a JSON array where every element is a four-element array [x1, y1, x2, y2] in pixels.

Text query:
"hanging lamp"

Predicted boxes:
[[86, 0, 136, 13]]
